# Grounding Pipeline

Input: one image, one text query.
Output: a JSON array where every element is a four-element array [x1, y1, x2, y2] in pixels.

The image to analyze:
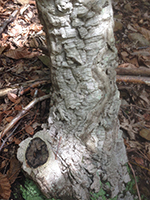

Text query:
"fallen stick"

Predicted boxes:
[[116, 75, 150, 85], [116, 66, 150, 77], [0, 120, 21, 151], [128, 162, 141, 200], [0, 94, 51, 139], [0, 78, 50, 97], [0, 88, 17, 97]]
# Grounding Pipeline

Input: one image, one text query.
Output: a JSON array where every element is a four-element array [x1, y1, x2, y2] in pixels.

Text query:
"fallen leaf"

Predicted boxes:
[[14, 105, 22, 111], [5, 116, 14, 122], [128, 33, 150, 46], [15, 0, 30, 5], [139, 128, 150, 141], [13, 137, 21, 145], [0, 45, 8, 55], [144, 113, 150, 122], [4, 47, 40, 59], [134, 24, 150, 41], [4, 110, 13, 115], [25, 125, 34, 135], [0, 111, 4, 124], [0, 173, 11, 200], [11, 61, 24, 74], [7, 92, 18, 103], [0, 160, 7, 170], [132, 156, 144, 166], [7, 157, 21, 184], [29, 24, 43, 32], [9, 24, 23, 37]]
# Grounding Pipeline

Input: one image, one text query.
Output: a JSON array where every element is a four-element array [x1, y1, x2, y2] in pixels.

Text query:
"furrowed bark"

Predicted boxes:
[[17, 1, 133, 199]]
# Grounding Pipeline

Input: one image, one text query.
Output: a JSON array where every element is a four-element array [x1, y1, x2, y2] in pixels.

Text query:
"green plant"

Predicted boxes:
[[20, 178, 59, 200], [125, 163, 138, 196], [90, 180, 117, 200]]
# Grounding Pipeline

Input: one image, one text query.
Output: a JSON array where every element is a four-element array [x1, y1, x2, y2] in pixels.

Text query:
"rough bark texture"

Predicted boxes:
[[17, 0, 133, 199]]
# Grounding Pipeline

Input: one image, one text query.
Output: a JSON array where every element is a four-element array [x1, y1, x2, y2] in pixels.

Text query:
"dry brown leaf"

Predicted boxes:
[[7, 92, 18, 103], [25, 125, 34, 135], [139, 90, 149, 106], [0, 173, 11, 200], [14, 105, 22, 111], [134, 24, 150, 41], [15, 97, 21, 104], [29, 24, 43, 32], [4, 47, 40, 59], [120, 117, 136, 140], [128, 140, 144, 150], [13, 137, 21, 145], [1, 33, 9, 44], [5, 116, 14, 122], [15, 0, 30, 5], [0, 45, 7, 55], [11, 61, 24, 74], [145, 143, 150, 160], [139, 128, 150, 141], [144, 113, 150, 122], [4, 110, 13, 115], [0, 111, 4, 124], [0, 160, 7, 170], [9, 24, 23, 37], [6, 157, 21, 184], [132, 156, 144, 166]]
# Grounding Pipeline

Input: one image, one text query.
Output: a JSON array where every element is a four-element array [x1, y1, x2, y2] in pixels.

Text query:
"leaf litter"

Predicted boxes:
[[113, 0, 150, 198], [0, 0, 51, 199]]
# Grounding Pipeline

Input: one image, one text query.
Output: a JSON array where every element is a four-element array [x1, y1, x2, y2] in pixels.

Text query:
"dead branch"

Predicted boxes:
[[0, 120, 21, 151], [116, 75, 150, 85], [0, 94, 51, 139], [0, 78, 51, 97], [19, 79, 51, 95], [128, 162, 141, 200], [116, 67, 150, 77], [0, 88, 17, 97]]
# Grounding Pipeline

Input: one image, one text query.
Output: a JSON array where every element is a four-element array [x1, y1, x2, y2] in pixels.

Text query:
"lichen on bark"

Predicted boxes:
[[17, 0, 133, 199]]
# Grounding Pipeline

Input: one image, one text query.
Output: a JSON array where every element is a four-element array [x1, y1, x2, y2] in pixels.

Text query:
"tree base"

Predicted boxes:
[[17, 128, 133, 200]]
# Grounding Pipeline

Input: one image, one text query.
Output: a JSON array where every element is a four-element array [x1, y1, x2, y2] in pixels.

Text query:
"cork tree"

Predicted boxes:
[[17, 0, 133, 199]]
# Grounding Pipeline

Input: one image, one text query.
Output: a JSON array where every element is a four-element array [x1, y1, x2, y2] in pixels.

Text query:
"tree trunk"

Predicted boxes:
[[17, 0, 133, 199]]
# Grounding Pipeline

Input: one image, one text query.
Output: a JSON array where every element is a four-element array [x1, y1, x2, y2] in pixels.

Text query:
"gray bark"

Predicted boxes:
[[17, 0, 133, 199]]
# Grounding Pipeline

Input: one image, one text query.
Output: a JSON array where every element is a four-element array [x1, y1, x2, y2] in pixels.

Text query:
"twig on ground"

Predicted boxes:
[[128, 162, 141, 200], [116, 75, 150, 85], [0, 120, 21, 152], [116, 66, 150, 77], [19, 79, 51, 95], [0, 88, 17, 97], [0, 94, 51, 139], [0, 78, 50, 97]]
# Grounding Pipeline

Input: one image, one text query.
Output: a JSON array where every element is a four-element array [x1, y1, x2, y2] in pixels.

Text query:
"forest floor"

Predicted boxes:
[[0, 0, 150, 199]]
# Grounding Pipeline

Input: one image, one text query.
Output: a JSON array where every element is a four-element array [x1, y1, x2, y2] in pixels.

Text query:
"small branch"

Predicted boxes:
[[116, 66, 150, 77], [0, 94, 51, 139], [0, 78, 50, 97], [0, 88, 17, 97], [0, 120, 21, 151], [19, 79, 51, 95], [128, 162, 141, 200], [116, 75, 150, 85]]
